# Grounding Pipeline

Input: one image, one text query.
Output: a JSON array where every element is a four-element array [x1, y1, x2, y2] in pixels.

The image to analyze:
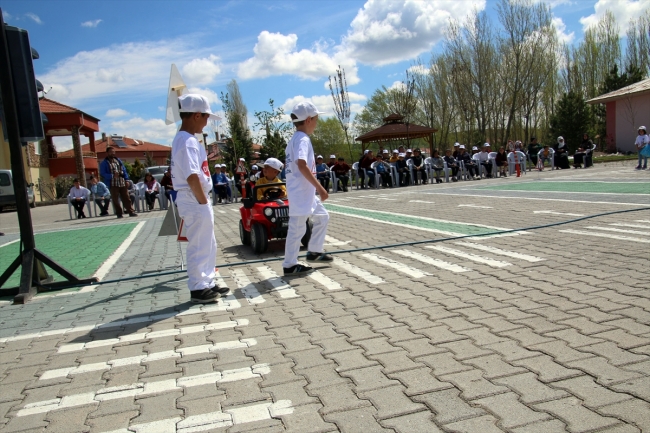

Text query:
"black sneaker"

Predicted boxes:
[[129, 212, 138, 217], [306, 252, 334, 262], [283, 264, 314, 276], [212, 282, 230, 296], [190, 288, 220, 303], [117, 215, 124, 219]]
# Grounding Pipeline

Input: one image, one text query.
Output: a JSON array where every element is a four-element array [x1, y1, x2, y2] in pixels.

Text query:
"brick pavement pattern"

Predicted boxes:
[[0, 161, 649, 432]]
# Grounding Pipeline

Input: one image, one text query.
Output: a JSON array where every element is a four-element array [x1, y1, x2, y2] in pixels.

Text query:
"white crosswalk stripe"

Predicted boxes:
[[636, 220, 650, 224], [393, 249, 471, 273], [361, 253, 432, 278], [56, 319, 248, 353], [309, 271, 343, 290], [453, 242, 544, 262], [609, 223, 649, 229], [39, 339, 258, 380], [426, 245, 512, 268], [231, 269, 266, 304], [560, 229, 650, 243], [256, 266, 298, 298], [324, 235, 352, 246], [20, 364, 271, 416], [333, 258, 385, 284], [587, 226, 650, 236]]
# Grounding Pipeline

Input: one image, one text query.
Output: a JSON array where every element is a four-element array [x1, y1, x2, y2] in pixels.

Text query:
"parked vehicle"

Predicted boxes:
[[0, 169, 35, 212], [144, 166, 169, 182]]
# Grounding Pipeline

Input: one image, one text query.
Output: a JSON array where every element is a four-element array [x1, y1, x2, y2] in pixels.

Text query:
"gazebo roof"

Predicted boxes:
[[355, 113, 438, 144]]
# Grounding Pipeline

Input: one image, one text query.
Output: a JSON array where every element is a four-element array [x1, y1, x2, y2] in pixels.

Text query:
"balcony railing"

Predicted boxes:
[[49, 152, 97, 159]]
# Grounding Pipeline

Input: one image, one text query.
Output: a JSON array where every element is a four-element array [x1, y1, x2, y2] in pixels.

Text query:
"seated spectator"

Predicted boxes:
[[160, 169, 174, 202], [374, 154, 392, 188], [327, 155, 337, 168], [332, 157, 351, 192], [458, 145, 479, 180], [235, 157, 248, 196], [315, 155, 330, 190], [126, 180, 137, 207], [256, 158, 287, 200], [245, 165, 260, 198], [443, 149, 459, 181], [359, 150, 375, 189], [410, 148, 428, 185], [405, 149, 412, 159], [528, 137, 540, 168], [212, 164, 229, 203], [221, 164, 233, 201], [452, 143, 461, 158], [382, 149, 390, 161], [495, 146, 508, 177], [69, 178, 90, 219], [430, 150, 445, 183], [143, 173, 160, 210], [538, 145, 552, 169], [389, 149, 399, 163], [554, 136, 570, 169], [573, 133, 592, 168], [396, 153, 410, 186], [89, 175, 111, 216], [477, 144, 493, 178]]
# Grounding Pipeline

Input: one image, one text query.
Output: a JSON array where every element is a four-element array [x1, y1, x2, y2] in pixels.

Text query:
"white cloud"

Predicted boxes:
[[579, 0, 650, 36], [2, 11, 11, 21], [38, 39, 221, 104], [81, 19, 102, 28], [552, 16, 575, 44], [182, 54, 221, 85], [108, 117, 178, 145], [281, 92, 367, 120], [25, 13, 42, 24], [388, 80, 406, 91], [237, 31, 360, 85], [105, 108, 129, 118], [341, 0, 486, 66], [187, 87, 221, 106], [407, 64, 428, 75]]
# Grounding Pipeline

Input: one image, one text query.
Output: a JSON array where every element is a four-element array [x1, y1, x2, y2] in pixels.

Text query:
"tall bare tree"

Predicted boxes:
[[329, 66, 354, 160]]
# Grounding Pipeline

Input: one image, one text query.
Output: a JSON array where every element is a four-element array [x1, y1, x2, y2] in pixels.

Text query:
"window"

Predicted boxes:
[[0, 173, 11, 187]]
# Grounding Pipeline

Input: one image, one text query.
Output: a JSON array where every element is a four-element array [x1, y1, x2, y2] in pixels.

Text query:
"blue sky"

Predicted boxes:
[[1, 0, 648, 151]]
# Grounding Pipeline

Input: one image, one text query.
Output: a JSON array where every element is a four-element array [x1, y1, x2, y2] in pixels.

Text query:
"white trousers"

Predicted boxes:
[[176, 190, 217, 291], [282, 197, 329, 268]]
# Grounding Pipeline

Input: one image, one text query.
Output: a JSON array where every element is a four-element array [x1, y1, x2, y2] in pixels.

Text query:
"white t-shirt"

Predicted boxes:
[[477, 151, 489, 162], [635, 134, 649, 150], [171, 131, 213, 193], [285, 131, 316, 216]]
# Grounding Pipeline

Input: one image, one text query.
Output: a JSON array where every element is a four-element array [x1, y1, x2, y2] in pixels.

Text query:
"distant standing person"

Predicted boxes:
[[635, 126, 648, 170], [100, 146, 138, 218], [282, 101, 331, 276], [172, 94, 228, 303], [89, 176, 111, 216]]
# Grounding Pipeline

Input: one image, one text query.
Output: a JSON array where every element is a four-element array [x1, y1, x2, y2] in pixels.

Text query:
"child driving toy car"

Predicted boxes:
[[256, 158, 288, 200]]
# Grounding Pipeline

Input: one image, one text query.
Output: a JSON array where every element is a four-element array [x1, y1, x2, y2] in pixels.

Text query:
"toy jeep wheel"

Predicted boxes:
[[251, 223, 268, 253], [301, 220, 312, 247], [239, 220, 251, 245]]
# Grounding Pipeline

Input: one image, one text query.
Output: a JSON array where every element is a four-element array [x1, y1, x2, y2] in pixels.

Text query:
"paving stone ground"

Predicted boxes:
[[0, 160, 649, 433]]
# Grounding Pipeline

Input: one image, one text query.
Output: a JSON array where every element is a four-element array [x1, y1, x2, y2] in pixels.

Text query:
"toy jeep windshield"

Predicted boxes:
[[239, 182, 311, 253]]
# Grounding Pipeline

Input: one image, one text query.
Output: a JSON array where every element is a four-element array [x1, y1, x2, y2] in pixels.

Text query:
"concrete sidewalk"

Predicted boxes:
[[0, 161, 649, 432]]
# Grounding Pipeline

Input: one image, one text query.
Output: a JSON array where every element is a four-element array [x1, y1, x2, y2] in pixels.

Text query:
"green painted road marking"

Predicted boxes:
[[480, 181, 650, 195], [0, 223, 138, 289], [324, 203, 515, 237]]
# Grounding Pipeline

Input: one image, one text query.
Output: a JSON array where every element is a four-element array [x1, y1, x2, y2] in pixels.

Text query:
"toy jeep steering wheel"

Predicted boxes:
[[263, 187, 284, 200]]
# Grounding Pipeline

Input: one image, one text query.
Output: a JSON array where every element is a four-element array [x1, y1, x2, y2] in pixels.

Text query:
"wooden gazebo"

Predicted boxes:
[[355, 113, 438, 154]]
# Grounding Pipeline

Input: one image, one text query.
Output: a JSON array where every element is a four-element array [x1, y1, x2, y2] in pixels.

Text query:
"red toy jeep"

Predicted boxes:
[[239, 182, 312, 253]]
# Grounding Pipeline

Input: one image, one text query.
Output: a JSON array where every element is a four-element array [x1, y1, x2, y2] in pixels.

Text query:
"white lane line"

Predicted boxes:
[[324, 235, 352, 246], [39, 339, 258, 381], [333, 258, 385, 284], [361, 253, 432, 278], [586, 226, 650, 236], [230, 208, 239, 213], [425, 245, 511, 268], [0, 297, 242, 344], [0, 239, 20, 249], [559, 229, 650, 243], [393, 249, 470, 273], [454, 242, 544, 262], [459, 204, 493, 209], [57, 319, 249, 353], [377, 198, 397, 200], [308, 271, 343, 290], [636, 220, 650, 223], [424, 192, 649, 207], [256, 266, 298, 298], [409, 200, 435, 204], [609, 223, 649, 229], [217, 210, 226, 214], [534, 210, 584, 216], [21, 364, 271, 417], [231, 269, 266, 304]]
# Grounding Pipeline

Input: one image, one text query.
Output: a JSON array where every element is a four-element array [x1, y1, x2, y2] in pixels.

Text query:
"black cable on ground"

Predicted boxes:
[[35, 204, 648, 291]]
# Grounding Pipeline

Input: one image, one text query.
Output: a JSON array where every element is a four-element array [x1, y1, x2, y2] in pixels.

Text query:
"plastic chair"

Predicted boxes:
[[91, 193, 115, 216], [352, 162, 370, 190], [472, 153, 487, 178], [67, 191, 93, 219], [536, 148, 555, 170], [136, 182, 162, 212], [487, 152, 498, 177], [507, 151, 528, 175], [406, 159, 416, 185]]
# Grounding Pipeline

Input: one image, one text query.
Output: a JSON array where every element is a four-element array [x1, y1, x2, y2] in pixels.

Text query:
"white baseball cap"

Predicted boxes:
[[398, 153, 405, 157], [291, 101, 325, 123], [454, 142, 460, 147], [220, 164, 227, 168], [406, 149, 412, 152], [383, 149, 389, 153], [178, 94, 220, 119], [392, 149, 398, 153], [330, 155, 336, 158], [472, 146, 478, 150], [484, 143, 490, 147], [263, 158, 283, 171], [251, 165, 259, 170], [317, 155, 323, 159], [639, 126, 647, 131], [239, 158, 245, 161], [459, 145, 466, 149], [364, 149, 370, 154]]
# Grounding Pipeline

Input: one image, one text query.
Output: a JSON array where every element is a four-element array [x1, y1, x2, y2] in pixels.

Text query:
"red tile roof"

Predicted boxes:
[[39, 98, 100, 121], [57, 135, 170, 157]]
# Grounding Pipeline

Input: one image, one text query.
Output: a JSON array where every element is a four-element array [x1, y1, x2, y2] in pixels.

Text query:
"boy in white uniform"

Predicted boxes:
[[171, 94, 229, 303], [282, 101, 332, 275]]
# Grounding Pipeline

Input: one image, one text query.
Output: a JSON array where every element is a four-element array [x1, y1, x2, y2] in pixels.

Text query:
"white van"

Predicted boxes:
[[0, 169, 36, 212]]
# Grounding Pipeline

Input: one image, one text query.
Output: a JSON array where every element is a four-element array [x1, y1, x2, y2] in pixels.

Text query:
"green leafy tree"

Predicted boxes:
[[549, 91, 590, 152], [220, 80, 253, 172], [253, 99, 291, 162], [311, 117, 351, 158]]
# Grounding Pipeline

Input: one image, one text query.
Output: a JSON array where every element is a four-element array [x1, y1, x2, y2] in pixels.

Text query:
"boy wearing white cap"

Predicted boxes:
[[171, 94, 227, 303], [256, 158, 287, 200], [283, 101, 331, 275]]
